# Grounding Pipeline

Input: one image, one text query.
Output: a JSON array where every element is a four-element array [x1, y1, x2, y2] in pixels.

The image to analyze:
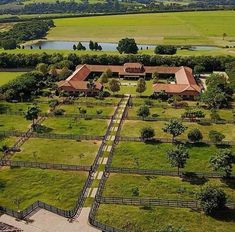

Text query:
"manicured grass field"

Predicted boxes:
[[48, 11, 235, 46], [96, 204, 235, 232], [42, 117, 108, 135], [12, 138, 100, 165], [0, 72, 26, 86], [111, 142, 235, 173], [121, 120, 235, 140], [128, 106, 234, 121], [103, 174, 235, 202], [0, 167, 87, 210], [0, 115, 30, 131]]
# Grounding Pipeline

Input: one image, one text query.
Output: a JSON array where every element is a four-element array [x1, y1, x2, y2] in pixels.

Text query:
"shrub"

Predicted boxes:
[[137, 105, 150, 118], [187, 128, 203, 142], [140, 127, 155, 140], [209, 130, 225, 143], [53, 109, 65, 115], [154, 45, 177, 55]]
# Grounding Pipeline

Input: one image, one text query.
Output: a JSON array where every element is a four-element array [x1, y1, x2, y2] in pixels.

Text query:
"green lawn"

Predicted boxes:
[[111, 142, 235, 173], [47, 11, 235, 46], [128, 106, 234, 121], [58, 104, 115, 116], [42, 117, 108, 135], [0, 168, 87, 210], [103, 174, 235, 202], [0, 72, 26, 86], [12, 138, 100, 165], [0, 114, 30, 131], [96, 204, 235, 232], [121, 120, 235, 141]]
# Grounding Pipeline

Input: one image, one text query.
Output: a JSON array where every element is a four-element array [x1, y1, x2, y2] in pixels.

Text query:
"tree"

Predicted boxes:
[[73, 44, 77, 50], [167, 145, 189, 175], [89, 40, 94, 50], [117, 38, 138, 54], [196, 185, 227, 215], [209, 130, 225, 144], [163, 119, 187, 142], [100, 72, 109, 84], [25, 105, 40, 127], [137, 105, 150, 119], [36, 63, 48, 76], [105, 68, 112, 78], [136, 78, 146, 95], [187, 128, 203, 143], [77, 42, 86, 50], [157, 225, 185, 232], [152, 72, 159, 84], [1, 39, 17, 50], [154, 45, 177, 55], [194, 65, 205, 77], [210, 149, 233, 178], [58, 67, 72, 80], [109, 79, 120, 95], [87, 79, 96, 96], [140, 127, 155, 140]]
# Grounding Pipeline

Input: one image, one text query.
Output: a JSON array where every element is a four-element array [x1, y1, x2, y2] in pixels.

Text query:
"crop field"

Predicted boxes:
[[96, 204, 235, 232], [48, 11, 235, 46], [111, 141, 235, 173], [0, 72, 26, 86]]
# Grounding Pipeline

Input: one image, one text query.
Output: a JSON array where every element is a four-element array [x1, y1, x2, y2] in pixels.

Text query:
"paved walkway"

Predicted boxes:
[[0, 208, 100, 232]]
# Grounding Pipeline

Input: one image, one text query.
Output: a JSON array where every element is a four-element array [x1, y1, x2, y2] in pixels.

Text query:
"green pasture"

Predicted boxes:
[[42, 117, 108, 135], [0, 72, 26, 86], [111, 141, 235, 173], [128, 106, 234, 121], [0, 114, 30, 131], [12, 138, 100, 165], [96, 204, 235, 232], [103, 174, 235, 202], [0, 167, 87, 210], [121, 120, 235, 141], [48, 11, 235, 46]]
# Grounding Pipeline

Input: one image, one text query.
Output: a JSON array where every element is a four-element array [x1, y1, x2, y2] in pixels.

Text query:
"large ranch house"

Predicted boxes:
[[58, 63, 202, 98]]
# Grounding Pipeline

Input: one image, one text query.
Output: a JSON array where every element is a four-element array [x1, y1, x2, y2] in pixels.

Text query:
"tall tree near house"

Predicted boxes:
[[166, 145, 189, 175], [210, 149, 233, 178], [25, 105, 40, 127], [136, 78, 146, 95], [163, 119, 187, 143], [109, 78, 120, 95], [87, 79, 95, 96], [152, 72, 159, 84]]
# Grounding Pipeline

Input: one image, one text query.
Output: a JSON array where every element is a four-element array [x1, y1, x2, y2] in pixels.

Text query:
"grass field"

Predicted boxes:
[[103, 174, 235, 202], [12, 138, 100, 165], [111, 141, 235, 173], [47, 11, 235, 46], [96, 204, 235, 232], [42, 117, 108, 135], [121, 120, 235, 140], [0, 72, 26, 86], [0, 167, 87, 210], [0, 115, 30, 131]]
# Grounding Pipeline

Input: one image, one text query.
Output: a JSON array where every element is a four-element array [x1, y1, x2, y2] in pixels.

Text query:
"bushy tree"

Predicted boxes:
[[137, 105, 150, 119], [187, 128, 203, 143], [197, 186, 227, 215], [36, 63, 48, 75], [109, 79, 120, 95], [89, 40, 94, 50], [25, 105, 40, 126], [209, 130, 225, 144], [167, 145, 189, 175], [140, 127, 155, 140], [136, 78, 146, 95], [1, 39, 17, 50], [163, 119, 187, 142], [117, 38, 138, 54], [154, 45, 177, 55], [210, 149, 233, 178]]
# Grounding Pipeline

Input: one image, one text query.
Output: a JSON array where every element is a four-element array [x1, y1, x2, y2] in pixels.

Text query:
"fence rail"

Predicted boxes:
[[0, 159, 91, 172]]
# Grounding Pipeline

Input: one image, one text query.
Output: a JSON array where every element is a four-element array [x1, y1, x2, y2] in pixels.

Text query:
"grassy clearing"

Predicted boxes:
[[47, 11, 235, 46], [12, 138, 100, 165], [111, 142, 235, 173], [42, 117, 108, 135], [128, 106, 234, 121], [96, 204, 235, 232], [121, 120, 235, 141], [0, 114, 30, 131], [0, 72, 26, 86], [0, 167, 87, 210], [103, 174, 235, 202]]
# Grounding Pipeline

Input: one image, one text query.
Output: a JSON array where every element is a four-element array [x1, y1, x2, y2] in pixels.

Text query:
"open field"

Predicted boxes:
[[103, 174, 235, 202], [111, 141, 235, 173], [42, 117, 108, 135], [12, 138, 100, 165], [47, 11, 235, 46], [0, 115, 30, 131], [121, 120, 235, 140], [96, 204, 235, 232], [0, 167, 87, 210], [0, 72, 26, 86]]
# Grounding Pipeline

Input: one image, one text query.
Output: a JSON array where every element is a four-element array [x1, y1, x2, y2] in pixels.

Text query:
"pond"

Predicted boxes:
[[189, 45, 220, 51], [25, 40, 156, 51]]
